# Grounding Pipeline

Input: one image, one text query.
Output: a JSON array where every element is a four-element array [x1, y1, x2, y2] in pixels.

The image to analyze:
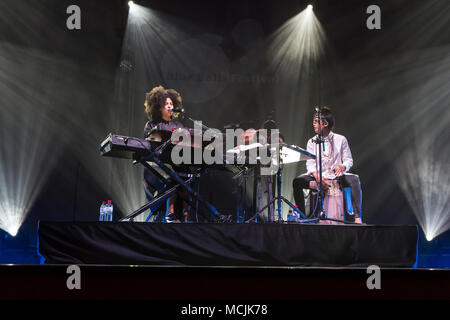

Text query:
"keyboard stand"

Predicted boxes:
[[118, 140, 226, 222]]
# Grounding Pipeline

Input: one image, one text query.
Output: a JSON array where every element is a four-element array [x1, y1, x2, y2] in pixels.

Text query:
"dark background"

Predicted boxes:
[[0, 0, 449, 265]]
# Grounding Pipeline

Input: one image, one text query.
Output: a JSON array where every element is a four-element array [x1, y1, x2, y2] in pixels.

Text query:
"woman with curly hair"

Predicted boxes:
[[144, 85, 183, 124], [143, 85, 189, 223]]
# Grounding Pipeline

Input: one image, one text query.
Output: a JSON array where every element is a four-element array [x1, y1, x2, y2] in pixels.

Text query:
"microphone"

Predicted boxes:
[[313, 106, 326, 151], [169, 107, 185, 113]]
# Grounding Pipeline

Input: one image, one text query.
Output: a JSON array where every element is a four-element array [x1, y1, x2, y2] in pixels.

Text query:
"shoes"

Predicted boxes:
[[166, 211, 193, 223], [182, 211, 189, 223], [166, 213, 181, 223], [217, 215, 233, 223]]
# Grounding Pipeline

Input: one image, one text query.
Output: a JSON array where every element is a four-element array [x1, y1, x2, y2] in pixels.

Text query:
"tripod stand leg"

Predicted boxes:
[[277, 168, 282, 221], [267, 176, 274, 222], [119, 184, 181, 221], [257, 175, 263, 221], [237, 184, 244, 223], [237, 169, 249, 223], [280, 196, 315, 221], [194, 176, 200, 222], [246, 195, 278, 223], [143, 154, 223, 220], [144, 210, 155, 222]]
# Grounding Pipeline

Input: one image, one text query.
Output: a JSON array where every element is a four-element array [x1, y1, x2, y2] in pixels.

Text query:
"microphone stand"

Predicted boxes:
[[313, 109, 358, 224], [170, 110, 233, 223], [316, 109, 326, 220], [174, 109, 212, 132]]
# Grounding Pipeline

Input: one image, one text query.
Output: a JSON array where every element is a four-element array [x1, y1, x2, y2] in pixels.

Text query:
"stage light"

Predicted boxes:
[[105, 4, 181, 220], [267, 6, 325, 76], [264, 4, 326, 218], [0, 0, 127, 230], [0, 205, 23, 237], [0, 42, 69, 237], [396, 140, 450, 243], [307, 4, 313, 11], [128, 1, 134, 7], [393, 48, 450, 242]]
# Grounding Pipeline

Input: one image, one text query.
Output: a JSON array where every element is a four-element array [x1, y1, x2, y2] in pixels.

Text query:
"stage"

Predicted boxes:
[[38, 221, 418, 267], [1, 0, 449, 311], [1, 264, 449, 302], [2, 222, 447, 310]]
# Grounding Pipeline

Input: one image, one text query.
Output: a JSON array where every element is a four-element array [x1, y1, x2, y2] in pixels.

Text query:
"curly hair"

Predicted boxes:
[[144, 85, 183, 122]]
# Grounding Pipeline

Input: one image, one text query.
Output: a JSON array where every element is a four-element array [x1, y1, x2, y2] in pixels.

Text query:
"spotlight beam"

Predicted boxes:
[[261, 5, 327, 218]]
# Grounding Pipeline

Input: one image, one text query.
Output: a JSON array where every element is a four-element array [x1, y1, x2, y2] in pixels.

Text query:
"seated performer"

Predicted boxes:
[[292, 107, 362, 223], [143, 85, 190, 223]]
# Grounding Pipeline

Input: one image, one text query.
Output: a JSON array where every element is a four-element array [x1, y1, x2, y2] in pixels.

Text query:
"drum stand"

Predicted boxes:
[[245, 145, 319, 223]]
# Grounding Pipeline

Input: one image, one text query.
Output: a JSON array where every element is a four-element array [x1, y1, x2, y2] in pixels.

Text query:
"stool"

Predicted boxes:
[[309, 180, 350, 224]]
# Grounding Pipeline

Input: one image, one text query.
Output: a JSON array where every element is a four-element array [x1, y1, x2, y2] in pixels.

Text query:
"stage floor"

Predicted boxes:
[[0, 264, 449, 302], [29, 221, 445, 311], [38, 221, 418, 267]]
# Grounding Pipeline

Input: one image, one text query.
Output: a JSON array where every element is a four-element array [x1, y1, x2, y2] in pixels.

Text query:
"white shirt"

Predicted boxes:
[[305, 131, 353, 180]]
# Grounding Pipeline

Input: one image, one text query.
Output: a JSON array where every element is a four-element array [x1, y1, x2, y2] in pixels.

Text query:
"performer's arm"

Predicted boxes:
[[305, 138, 316, 175], [341, 136, 353, 173], [306, 138, 330, 189]]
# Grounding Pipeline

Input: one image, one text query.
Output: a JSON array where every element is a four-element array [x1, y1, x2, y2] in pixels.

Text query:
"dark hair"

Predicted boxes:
[[315, 106, 335, 130], [144, 85, 183, 122], [262, 119, 278, 130]]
